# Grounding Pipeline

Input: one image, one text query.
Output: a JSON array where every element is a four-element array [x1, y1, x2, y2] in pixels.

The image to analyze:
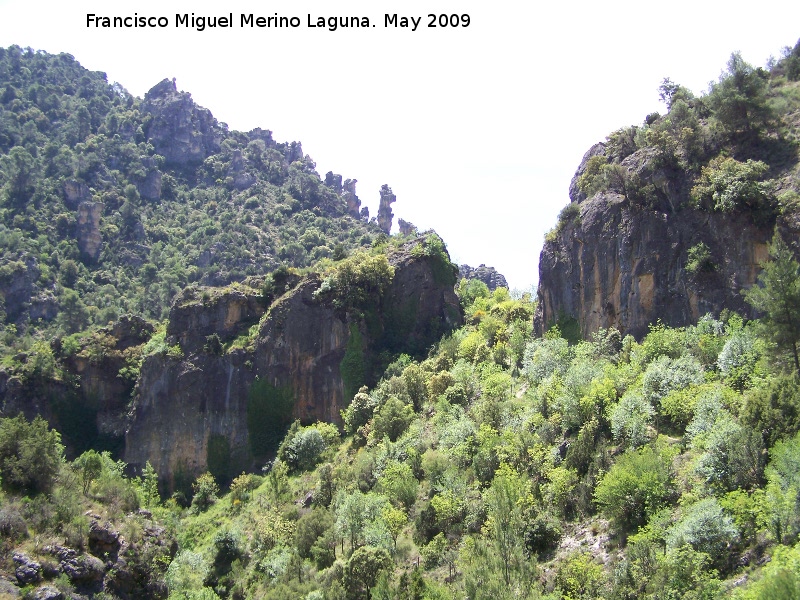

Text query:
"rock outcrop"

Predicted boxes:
[[125, 239, 461, 488], [343, 178, 361, 218], [398, 219, 417, 236], [535, 192, 772, 339], [76, 200, 103, 262], [141, 78, 223, 166], [377, 184, 396, 233], [135, 157, 162, 201], [0, 315, 154, 456], [459, 264, 509, 291]]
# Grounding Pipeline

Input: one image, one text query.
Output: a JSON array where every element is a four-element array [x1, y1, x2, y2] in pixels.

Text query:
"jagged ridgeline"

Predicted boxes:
[[537, 44, 800, 340], [0, 45, 464, 470], [0, 44, 388, 341]]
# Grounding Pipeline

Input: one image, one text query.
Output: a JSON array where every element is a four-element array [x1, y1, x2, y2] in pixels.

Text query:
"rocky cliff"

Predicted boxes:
[[0, 315, 154, 456], [124, 237, 461, 489], [141, 78, 223, 167], [459, 264, 509, 291], [534, 141, 790, 340]]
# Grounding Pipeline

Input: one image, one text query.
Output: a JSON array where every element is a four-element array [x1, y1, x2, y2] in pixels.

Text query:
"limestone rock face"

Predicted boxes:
[[343, 178, 361, 218], [377, 184, 396, 233], [459, 264, 509, 291], [135, 157, 162, 201], [76, 201, 104, 262], [142, 78, 223, 166], [63, 179, 91, 208], [166, 284, 266, 355], [125, 242, 462, 487], [0, 315, 154, 455], [534, 192, 772, 340]]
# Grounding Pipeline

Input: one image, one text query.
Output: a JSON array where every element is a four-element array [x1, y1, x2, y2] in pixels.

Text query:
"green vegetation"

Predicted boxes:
[[0, 414, 63, 494], [744, 233, 800, 374], [0, 45, 382, 365], [2, 275, 800, 598], [3, 39, 800, 600], [567, 43, 800, 220]]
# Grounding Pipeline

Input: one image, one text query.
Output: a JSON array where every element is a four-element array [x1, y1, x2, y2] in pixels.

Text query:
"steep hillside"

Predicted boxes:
[[125, 235, 461, 490], [536, 46, 800, 339], [0, 45, 386, 346]]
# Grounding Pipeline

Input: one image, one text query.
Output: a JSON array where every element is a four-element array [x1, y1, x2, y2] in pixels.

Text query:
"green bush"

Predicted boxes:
[[686, 242, 715, 275], [595, 443, 676, 534], [371, 397, 414, 442], [0, 414, 64, 494], [690, 156, 774, 213], [556, 201, 582, 230], [191, 472, 219, 513], [277, 422, 328, 472], [314, 251, 395, 313], [667, 498, 739, 569]]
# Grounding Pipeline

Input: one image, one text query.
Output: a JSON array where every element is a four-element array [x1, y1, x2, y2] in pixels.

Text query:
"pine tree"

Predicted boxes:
[[745, 233, 800, 375]]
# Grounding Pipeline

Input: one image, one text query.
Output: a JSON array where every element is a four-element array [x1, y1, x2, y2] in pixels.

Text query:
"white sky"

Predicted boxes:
[[0, 0, 798, 290]]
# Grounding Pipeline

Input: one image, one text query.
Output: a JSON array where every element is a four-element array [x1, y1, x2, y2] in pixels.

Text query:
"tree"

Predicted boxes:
[[0, 145, 36, 206], [485, 464, 526, 586], [190, 472, 219, 513], [371, 397, 414, 442], [278, 422, 327, 471], [595, 443, 675, 534], [708, 52, 773, 137], [73, 449, 103, 495], [0, 414, 64, 494], [334, 490, 387, 551], [343, 546, 392, 600], [744, 234, 800, 375], [381, 505, 407, 553], [343, 389, 378, 436], [377, 461, 418, 509], [666, 498, 738, 570]]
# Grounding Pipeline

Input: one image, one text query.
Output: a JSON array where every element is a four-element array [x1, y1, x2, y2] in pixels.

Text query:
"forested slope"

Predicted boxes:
[[1, 40, 800, 600]]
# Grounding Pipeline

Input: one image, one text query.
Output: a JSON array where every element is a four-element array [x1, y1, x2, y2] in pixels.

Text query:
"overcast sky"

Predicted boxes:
[[0, 0, 798, 290]]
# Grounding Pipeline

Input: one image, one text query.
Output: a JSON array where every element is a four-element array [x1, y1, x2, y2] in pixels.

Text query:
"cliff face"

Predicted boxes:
[[459, 264, 509, 292], [141, 78, 223, 167], [534, 192, 772, 339], [0, 316, 154, 456], [124, 241, 461, 488]]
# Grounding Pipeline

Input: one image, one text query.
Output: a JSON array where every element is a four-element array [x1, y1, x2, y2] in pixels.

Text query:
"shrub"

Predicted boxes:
[[0, 414, 64, 494], [685, 242, 715, 275], [577, 155, 609, 198], [610, 391, 655, 449], [314, 251, 395, 313], [278, 422, 327, 472], [191, 472, 219, 513], [522, 337, 572, 385], [666, 498, 738, 568], [690, 157, 774, 213], [554, 552, 607, 600], [595, 444, 675, 534], [741, 374, 800, 447], [372, 397, 414, 442], [556, 201, 582, 229], [342, 389, 378, 436], [377, 461, 418, 509], [0, 506, 28, 541], [718, 329, 760, 390], [642, 354, 704, 406]]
